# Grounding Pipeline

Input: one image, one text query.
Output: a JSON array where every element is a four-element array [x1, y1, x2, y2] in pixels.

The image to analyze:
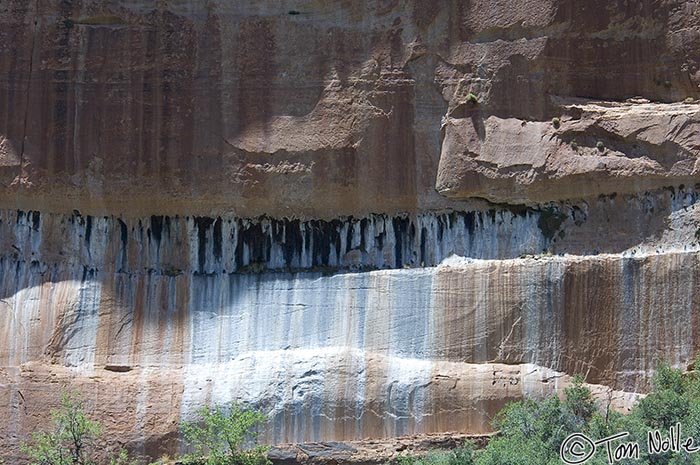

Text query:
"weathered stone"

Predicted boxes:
[[3, 187, 700, 460], [437, 100, 700, 204], [267, 447, 299, 465], [2, 1, 700, 463], [297, 442, 357, 460], [1, 1, 698, 216], [269, 434, 492, 465]]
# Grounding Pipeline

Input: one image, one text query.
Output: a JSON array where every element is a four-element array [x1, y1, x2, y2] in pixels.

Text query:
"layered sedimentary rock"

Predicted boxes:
[[2, 0, 700, 463], [266, 433, 493, 465], [2, 0, 699, 216], [437, 100, 700, 203], [3, 187, 700, 461]]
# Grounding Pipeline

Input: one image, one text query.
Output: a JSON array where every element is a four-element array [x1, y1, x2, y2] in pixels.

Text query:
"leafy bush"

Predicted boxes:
[[392, 364, 700, 465], [479, 363, 700, 465], [552, 117, 561, 128], [563, 374, 597, 421], [391, 443, 475, 465], [147, 454, 173, 465], [477, 378, 597, 465], [181, 402, 270, 465], [20, 392, 134, 465]]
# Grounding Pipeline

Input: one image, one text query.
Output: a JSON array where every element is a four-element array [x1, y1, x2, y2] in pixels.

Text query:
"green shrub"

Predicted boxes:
[[451, 443, 477, 465], [596, 141, 605, 151], [474, 362, 700, 465], [20, 392, 134, 465], [552, 117, 561, 128], [110, 449, 135, 465], [389, 444, 475, 465], [476, 436, 553, 465], [393, 452, 417, 465], [181, 402, 270, 465], [637, 362, 692, 430], [466, 93, 479, 104], [570, 139, 578, 150], [563, 375, 597, 421]]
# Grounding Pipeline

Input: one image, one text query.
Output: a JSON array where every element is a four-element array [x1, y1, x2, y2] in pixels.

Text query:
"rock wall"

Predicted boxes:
[[2, 0, 699, 217], [2, 188, 700, 460], [1, 0, 700, 463]]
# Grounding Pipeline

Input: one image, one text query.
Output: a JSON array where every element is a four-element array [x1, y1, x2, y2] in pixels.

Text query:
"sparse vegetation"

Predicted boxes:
[[109, 450, 135, 465], [570, 138, 578, 150], [466, 93, 479, 104], [180, 402, 270, 465], [388, 361, 700, 465], [391, 443, 476, 465], [551, 117, 561, 128], [20, 392, 135, 465], [596, 140, 605, 152], [23, 363, 700, 465], [147, 454, 172, 465]]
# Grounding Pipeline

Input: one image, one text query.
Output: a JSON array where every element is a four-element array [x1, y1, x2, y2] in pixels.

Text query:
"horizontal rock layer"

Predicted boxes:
[[437, 100, 700, 204], [2, 0, 700, 463], [4, 362, 628, 462], [3, 247, 697, 388], [2, 187, 700, 460], [1, 185, 698, 277], [1, 0, 700, 214], [12, 255, 694, 459], [0, 208, 545, 276], [266, 433, 494, 465], [0, 248, 693, 459]]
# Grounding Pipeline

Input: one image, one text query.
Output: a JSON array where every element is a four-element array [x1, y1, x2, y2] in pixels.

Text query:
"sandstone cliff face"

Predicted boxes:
[[437, 100, 700, 203], [2, 0, 446, 217], [1, 0, 700, 463], [2, 0, 698, 216], [433, 0, 700, 202], [2, 188, 700, 461]]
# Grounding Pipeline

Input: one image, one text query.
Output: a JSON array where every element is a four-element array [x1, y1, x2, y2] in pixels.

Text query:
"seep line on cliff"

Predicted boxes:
[[2, 184, 700, 278], [2, 186, 700, 446]]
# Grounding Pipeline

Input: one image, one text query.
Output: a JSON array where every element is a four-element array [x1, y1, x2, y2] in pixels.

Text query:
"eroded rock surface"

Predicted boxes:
[[267, 433, 494, 465], [1, 1, 699, 215], [2, 1, 700, 463], [2, 189, 700, 461], [437, 100, 700, 203]]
